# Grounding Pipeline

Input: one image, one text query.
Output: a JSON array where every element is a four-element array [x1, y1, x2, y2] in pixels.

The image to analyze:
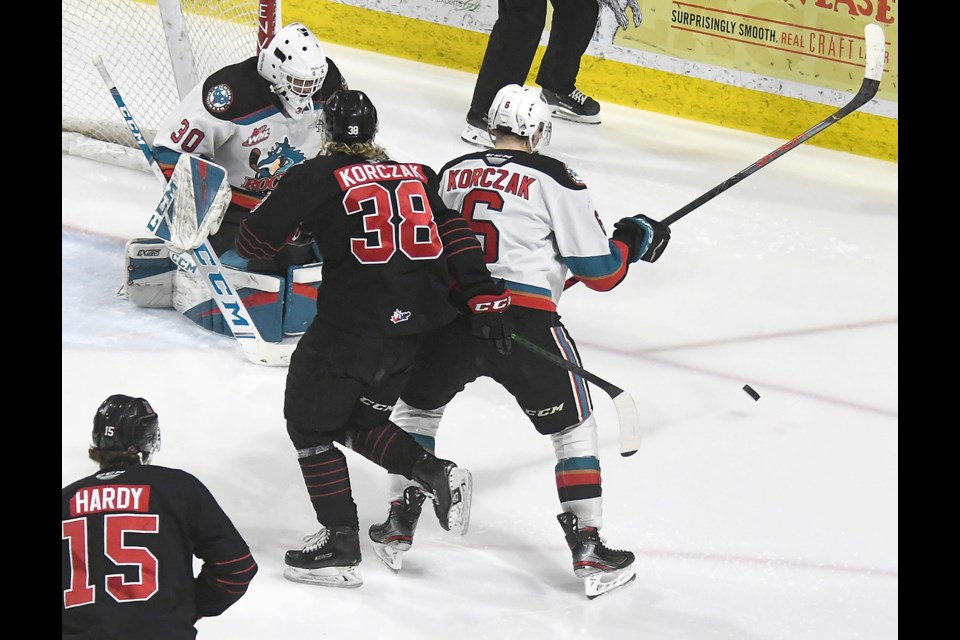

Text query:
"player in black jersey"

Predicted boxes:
[[235, 89, 513, 588], [62, 395, 257, 640]]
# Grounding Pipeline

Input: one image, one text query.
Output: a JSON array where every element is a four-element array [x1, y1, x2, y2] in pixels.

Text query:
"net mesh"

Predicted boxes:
[[62, 0, 263, 151]]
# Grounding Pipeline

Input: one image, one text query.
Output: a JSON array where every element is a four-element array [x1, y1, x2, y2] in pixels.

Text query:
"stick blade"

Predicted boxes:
[[863, 24, 886, 82], [611, 391, 642, 457]]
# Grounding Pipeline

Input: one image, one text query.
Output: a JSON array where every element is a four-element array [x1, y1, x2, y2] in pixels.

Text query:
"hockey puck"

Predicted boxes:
[[743, 384, 760, 401]]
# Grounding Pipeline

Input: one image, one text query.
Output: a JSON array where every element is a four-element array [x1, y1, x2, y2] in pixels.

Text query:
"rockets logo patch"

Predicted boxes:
[[205, 84, 234, 113]]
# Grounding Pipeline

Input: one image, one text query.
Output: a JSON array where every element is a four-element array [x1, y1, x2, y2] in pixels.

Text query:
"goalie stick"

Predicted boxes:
[[565, 23, 887, 289], [92, 55, 168, 186], [92, 55, 293, 367], [92, 55, 198, 274], [510, 333, 641, 457]]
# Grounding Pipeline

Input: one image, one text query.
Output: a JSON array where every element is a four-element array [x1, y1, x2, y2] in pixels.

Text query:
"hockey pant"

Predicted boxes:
[[388, 308, 604, 527]]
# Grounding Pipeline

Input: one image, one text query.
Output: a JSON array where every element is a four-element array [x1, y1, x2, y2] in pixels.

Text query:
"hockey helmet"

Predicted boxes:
[[323, 89, 379, 144], [258, 22, 329, 116], [91, 394, 161, 464], [487, 84, 552, 153]]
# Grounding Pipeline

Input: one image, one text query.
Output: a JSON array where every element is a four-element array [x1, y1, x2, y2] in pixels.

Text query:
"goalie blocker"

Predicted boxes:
[[122, 239, 322, 342]]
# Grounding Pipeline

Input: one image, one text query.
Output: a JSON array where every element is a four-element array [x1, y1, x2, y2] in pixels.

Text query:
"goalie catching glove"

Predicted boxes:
[[467, 291, 513, 356], [612, 214, 671, 263]]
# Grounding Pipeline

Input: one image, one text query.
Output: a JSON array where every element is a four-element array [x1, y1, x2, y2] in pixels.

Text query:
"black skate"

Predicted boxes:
[[411, 453, 472, 534], [369, 486, 427, 572], [557, 512, 636, 599], [283, 526, 363, 588], [541, 87, 601, 124], [460, 110, 493, 148]]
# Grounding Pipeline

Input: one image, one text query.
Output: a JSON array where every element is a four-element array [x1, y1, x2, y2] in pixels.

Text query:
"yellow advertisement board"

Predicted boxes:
[[600, 0, 897, 104]]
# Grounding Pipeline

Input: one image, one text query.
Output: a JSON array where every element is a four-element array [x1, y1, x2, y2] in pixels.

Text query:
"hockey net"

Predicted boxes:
[[62, 0, 278, 170]]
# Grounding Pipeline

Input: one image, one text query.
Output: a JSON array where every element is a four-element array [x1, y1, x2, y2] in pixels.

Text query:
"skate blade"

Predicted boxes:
[[371, 541, 407, 573], [584, 565, 636, 599], [460, 125, 493, 149], [549, 109, 601, 125], [446, 468, 473, 535], [283, 565, 363, 588]]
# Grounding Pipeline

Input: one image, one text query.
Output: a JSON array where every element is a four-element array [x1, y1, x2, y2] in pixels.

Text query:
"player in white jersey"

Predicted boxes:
[[368, 84, 671, 599], [122, 23, 348, 342], [152, 22, 348, 273]]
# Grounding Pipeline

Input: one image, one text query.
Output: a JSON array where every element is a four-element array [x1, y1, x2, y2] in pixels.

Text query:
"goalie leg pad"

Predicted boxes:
[[283, 262, 323, 336], [122, 238, 175, 308], [173, 266, 285, 342]]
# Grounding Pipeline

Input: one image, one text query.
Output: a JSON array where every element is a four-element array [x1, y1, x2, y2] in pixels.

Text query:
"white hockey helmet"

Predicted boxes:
[[257, 22, 329, 116], [487, 84, 553, 152]]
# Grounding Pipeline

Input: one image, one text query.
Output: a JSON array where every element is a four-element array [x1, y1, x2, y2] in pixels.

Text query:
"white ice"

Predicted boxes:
[[62, 42, 898, 640]]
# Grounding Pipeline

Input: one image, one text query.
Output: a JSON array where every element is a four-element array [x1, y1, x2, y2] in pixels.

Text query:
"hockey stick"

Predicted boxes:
[[511, 332, 641, 457], [92, 55, 168, 185], [660, 23, 885, 226], [150, 156, 294, 367], [92, 55, 198, 274], [565, 23, 886, 289]]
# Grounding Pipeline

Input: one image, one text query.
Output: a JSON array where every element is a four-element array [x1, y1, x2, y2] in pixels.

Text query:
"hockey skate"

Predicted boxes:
[[557, 512, 636, 599], [541, 87, 601, 125], [368, 486, 427, 572], [283, 526, 363, 588], [411, 453, 473, 534], [460, 110, 493, 148]]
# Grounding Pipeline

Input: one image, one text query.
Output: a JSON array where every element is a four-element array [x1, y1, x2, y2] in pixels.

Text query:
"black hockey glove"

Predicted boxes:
[[467, 292, 513, 356], [612, 215, 671, 263]]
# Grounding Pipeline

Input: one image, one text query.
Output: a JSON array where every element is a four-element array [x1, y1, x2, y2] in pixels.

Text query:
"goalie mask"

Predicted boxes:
[[91, 394, 161, 464], [258, 22, 329, 117], [323, 89, 379, 144], [487, 84, 553, 153]]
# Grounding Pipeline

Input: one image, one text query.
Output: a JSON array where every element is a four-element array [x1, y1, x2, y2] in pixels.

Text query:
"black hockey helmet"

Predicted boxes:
[[324, 89, 379, 144], [91, 394, 161, 462]]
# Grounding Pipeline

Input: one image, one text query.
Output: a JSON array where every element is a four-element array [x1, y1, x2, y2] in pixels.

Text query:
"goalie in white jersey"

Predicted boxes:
[[370, 84, 671, 599], [122, 23, 348, 343]]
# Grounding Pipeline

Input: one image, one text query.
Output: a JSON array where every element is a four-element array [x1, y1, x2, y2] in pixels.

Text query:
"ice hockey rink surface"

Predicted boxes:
[[62, 41, 898, 640]]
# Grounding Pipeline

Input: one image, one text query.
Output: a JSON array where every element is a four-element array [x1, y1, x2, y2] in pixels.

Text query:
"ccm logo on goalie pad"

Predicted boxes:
[[193, 245, 254, 332]]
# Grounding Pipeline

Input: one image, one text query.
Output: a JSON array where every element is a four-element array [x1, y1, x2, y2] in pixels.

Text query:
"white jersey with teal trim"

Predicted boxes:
[[437, 148, 627, 309]]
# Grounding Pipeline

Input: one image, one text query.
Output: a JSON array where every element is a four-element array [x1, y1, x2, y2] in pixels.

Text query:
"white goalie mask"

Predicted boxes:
[[487, 84, 553, 153], [257, 23, 329, 117]]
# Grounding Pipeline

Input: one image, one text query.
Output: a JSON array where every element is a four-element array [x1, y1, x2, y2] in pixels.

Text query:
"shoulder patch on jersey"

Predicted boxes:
[[563, 164, 585, 186], [206, 83, 234, 113]]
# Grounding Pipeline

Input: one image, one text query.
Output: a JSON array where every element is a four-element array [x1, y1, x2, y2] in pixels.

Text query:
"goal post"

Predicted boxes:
[[62, 0, 280, 169]]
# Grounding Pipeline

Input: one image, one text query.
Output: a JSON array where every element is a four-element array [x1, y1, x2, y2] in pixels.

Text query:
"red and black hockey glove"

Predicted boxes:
[[467, 292, 513, 355]]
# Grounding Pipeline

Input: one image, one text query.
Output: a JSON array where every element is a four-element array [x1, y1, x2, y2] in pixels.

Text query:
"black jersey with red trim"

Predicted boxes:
[[236, 152, 497, 337], [62, 464, 257, 640]]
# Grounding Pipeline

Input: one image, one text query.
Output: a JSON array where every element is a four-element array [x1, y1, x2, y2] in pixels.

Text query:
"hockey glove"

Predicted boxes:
[[612, 215, 671, 263], [467, 292, 513, 355], [290, 227, 323, 263]]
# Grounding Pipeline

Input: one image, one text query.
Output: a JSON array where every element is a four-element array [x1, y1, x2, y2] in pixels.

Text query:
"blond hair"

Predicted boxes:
[[324, 141, 390, 161]]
